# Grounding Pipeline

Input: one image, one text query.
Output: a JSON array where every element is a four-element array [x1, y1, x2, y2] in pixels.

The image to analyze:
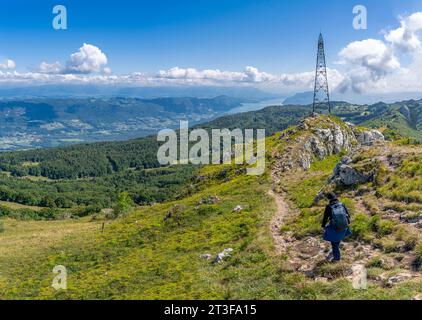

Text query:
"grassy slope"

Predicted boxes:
[[0, 162, 280, 299], [2, 131, 422, 299], [364, 110, 422, 141]]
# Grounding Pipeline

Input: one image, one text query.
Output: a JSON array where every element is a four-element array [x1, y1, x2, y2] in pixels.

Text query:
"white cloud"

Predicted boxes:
[[64, 43, 108, 74], [155, 66, 342, 90], [0, 59, 16, 70], [38, 61, 62, 74], [336, 12, 422, 94], [157, 66, 246, 82], [5, 11, 422, 97], [38, 44, 109, 75], [103, 67, 112, 74], [384, 12, 422, 53], [339, 39, 400, 80]]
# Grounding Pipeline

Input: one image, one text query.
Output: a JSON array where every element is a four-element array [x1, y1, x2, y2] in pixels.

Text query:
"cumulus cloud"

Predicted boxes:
[[384, 12, 422, 53], [339, 39, 400, 80], [0, 59, 16, 70], [64, 43, 108, 74], [39, 44, 109, 75], [336, 11, 422, 95]]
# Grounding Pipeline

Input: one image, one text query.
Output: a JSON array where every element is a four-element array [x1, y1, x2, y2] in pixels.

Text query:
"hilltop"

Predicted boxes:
[[271, 115, 422, 288], [1, 114, 422, 299]]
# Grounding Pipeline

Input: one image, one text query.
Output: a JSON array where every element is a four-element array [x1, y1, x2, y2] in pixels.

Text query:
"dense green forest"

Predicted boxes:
[[0, 165, 196, 208]]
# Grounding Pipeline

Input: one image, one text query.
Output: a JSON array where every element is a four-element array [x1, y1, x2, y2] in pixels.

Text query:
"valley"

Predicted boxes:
[[0, 96, 247, 150]]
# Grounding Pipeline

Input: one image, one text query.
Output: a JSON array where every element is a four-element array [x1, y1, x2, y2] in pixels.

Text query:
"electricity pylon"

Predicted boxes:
[[312, 33, 331, 114]]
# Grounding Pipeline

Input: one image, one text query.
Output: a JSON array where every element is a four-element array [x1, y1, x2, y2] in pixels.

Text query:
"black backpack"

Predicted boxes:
[[330, 202, 349, 231]]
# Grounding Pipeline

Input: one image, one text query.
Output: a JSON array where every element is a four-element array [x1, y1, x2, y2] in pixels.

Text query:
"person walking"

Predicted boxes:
[[322, 192, 352, 262]]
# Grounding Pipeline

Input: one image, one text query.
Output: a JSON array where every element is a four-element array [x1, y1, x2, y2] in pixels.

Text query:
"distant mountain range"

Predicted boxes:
[[283, 91, 422, 105], [0, 85, 277, 100]]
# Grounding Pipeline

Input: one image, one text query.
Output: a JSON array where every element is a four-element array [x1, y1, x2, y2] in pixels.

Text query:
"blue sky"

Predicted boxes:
[[0, 0, 418, 73], [1, 0, 422, 97]]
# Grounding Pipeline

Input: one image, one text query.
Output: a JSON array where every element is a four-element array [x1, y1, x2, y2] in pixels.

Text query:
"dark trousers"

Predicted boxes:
[[331, 242, 341, 261]]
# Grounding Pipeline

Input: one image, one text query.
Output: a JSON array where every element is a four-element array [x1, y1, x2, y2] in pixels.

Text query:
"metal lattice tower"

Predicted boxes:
[[312, 33, 331, 114]]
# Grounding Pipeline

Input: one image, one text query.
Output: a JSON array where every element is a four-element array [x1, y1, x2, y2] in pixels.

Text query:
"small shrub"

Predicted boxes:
[[395, 225, 418, 251], [350, 213, 373, 241], [375, 219, 395, 236], [111, 192, 135, 219], [366, 257, 383, 268], [196, 205, 223, 216], [373, 236, 404, 253], [314, 261, 351, 279]]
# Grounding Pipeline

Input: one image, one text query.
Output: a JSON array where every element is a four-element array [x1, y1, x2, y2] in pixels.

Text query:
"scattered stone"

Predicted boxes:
[[340, 156, 352, 165], [298, 263, 314, 276], [214, 248, 234, 263], [198, 195, 221, 205], [387, 272, 413, 286], [400, 212, 421, 224], [164, 205, 185, 221], [233, 205, 243, 213], [315, 277, 328, 283], [285, 236, 296, 243]]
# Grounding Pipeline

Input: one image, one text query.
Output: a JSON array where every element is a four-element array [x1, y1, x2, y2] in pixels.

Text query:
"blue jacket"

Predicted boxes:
[[322, 200, 352, 242]]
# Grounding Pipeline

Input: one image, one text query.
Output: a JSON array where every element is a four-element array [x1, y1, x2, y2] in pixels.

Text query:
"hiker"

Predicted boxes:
[[322, 192, 352, 262]]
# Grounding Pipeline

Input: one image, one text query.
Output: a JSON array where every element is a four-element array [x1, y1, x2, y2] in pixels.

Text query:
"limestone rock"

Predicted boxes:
[[354, 129, 385, 146], [233, 205, 243, 213], [315, 277, 328, 283], [214, 248, 233, 263], [387, 272, 413, 286], [273, 115, 357, 173], [331, 164, 373, 186]]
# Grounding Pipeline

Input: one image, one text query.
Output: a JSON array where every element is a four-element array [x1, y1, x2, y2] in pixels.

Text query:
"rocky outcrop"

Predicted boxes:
[[275, 115, 386, 174], [275, 115, 358, 172], [330, 156, 374, 186], [354, 129, 385, 146]]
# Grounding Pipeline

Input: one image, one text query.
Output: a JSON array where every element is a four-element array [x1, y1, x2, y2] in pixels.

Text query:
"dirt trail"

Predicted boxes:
[[268, 189, 290, 256]]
